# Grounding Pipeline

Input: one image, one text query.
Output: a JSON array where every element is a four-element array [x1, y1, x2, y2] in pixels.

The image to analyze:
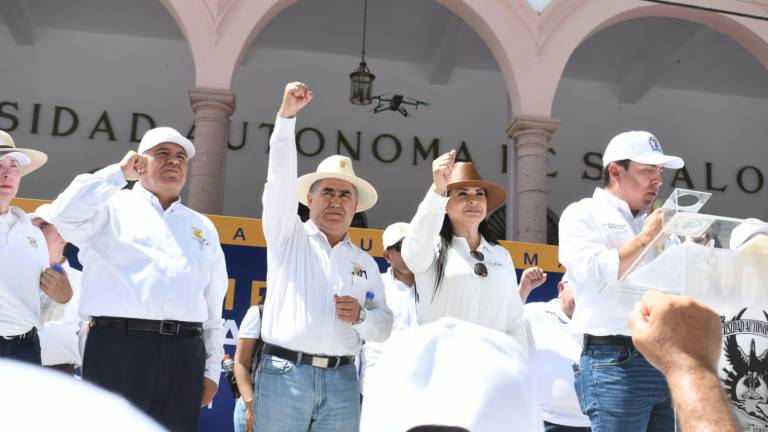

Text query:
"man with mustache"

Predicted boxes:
[[558, 131, 684, 432], [254, 82, 392, 432], [48, 127, 228, 432]]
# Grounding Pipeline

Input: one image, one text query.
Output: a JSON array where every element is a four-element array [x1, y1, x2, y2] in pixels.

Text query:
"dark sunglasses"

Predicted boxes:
[[470, 250, 488, 277], [388, 240, 403, 252]]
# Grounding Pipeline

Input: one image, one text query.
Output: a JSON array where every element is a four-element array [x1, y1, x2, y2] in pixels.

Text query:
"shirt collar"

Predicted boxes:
[[451, 234, 494, 254], [304, 218, 352, 247], [593, 188, 646, 221], [131, 182, 182, 213]]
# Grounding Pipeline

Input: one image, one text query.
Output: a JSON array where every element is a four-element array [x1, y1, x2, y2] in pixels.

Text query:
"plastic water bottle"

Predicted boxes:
[[364, 291, 375, 310], [222, 354, 240, 398]]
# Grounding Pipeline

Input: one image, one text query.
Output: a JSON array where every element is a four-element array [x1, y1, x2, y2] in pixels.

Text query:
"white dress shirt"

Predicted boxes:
[[558, 188, 679, 336], [261, 115, 393, 357], [238, 306, 261, 340], [39, 263, 84, 367], [524, 299, 590, 427], [0, 207, 49, 336], [48, 165, 229, 381], [360, 269, 417, 394], [402, 189, 527, 349]]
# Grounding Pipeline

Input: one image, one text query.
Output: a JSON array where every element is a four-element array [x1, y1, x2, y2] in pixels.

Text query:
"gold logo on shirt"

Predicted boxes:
[[351, 261, 368, 279], [27, 237, 38, 249], [192, 226, 209, 249]]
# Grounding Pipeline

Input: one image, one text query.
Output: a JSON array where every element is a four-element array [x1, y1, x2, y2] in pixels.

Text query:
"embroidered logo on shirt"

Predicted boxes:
[[192, 226, 209, 249], [603, 222, 628, 232], [351, 262, 368, 279], [489, 261, 505, 269], [27, 237, 38, 249]]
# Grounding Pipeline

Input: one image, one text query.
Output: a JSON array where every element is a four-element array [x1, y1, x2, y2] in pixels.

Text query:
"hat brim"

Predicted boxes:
[[630, 153, 684, 169], [730, 218, 768, 250], [143, 136, 196, 160], [448, 180, 507, 212], [297, 172, 378, 213], [0, 148, 48, 176]]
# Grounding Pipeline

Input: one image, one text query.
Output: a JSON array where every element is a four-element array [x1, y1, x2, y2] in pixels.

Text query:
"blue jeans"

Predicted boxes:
[[254, 354, 360, 432], [574, 344, 674, 432], [234, 397, 248, 432]]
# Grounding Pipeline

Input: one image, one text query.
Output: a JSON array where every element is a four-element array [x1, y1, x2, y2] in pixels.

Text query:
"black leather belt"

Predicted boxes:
[[1, 327, 37, 341], [91, 316, 203, 337], [584, 334, 634, 348], [263, 343, 354, 369]]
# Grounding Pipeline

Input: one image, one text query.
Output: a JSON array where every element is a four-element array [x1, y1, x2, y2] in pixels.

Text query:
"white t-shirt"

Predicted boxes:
[[238, 306, 262, 339], [525, 299, 590, 427]]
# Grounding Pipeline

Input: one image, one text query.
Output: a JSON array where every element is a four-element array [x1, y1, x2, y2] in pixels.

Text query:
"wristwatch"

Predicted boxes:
[[353, 306, 366, 325]]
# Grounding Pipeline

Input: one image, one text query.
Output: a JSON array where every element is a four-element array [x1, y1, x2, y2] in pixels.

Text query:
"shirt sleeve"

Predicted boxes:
[[401, 188, 448, 274], [48, 164, 127, 245], [202, 231, 229, 383], [503, 250, 528, 352], [557, 203, 620, 294], [353, 260, 393, 343], [262, 115, 302, 249], [238, 306, 262, 339]]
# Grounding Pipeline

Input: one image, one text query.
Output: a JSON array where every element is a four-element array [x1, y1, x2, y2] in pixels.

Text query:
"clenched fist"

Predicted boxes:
[[119, 151, 149, 181], [278, 82, 314, 119]]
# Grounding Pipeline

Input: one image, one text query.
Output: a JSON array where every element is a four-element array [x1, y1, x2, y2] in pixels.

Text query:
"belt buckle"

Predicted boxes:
[[159, 321, 179, 336], [311, 356, 329, 368]]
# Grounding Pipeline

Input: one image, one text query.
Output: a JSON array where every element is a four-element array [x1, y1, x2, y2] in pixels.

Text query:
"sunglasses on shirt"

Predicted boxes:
[[470, 250, 488, 278]]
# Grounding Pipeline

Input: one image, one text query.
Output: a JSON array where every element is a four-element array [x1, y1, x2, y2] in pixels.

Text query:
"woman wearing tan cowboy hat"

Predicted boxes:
[[401, 150, 546, 349], [0, 130, 72, 364]]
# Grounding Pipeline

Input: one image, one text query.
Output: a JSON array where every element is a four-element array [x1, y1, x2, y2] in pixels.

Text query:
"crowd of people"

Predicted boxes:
[[0, 81, 753, 432]]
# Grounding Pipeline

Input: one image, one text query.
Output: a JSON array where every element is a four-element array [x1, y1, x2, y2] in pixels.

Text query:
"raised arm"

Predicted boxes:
[[401, 150, 456, 274], [49, 151, 148, 245], [261, 82, 314, 248]]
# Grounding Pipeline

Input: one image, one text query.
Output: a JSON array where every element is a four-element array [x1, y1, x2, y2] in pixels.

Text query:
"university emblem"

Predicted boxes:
[[27, 236, 38, 249], [351, 261, 367, 279], [648, 136, 662, 153], [339, 159, 347, 169], [721, 308, 768, 430], [192, 226, 209, 249]]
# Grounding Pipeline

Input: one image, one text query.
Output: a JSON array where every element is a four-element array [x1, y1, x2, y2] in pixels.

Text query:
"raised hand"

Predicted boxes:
[[119, 151, 149, 181], [278, 82, 314, 118], [432, 150, 456, 196]]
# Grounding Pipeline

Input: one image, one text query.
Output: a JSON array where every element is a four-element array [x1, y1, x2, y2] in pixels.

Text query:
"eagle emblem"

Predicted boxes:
[[722, 308, 768, 426]]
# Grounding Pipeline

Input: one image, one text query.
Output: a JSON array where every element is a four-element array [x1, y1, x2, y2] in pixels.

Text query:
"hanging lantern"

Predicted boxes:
[[349, 0, 375, 105]]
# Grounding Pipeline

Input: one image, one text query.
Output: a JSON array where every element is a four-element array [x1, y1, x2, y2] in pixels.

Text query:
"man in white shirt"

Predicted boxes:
[[49, 127, 228, 432], [524, 276, 591, 432], [256, 82, 393, 432], [558, 131, 684, 432], [360, 222, 417, 395], [0, 130, 72, 365], [30, 204, 85, 375]]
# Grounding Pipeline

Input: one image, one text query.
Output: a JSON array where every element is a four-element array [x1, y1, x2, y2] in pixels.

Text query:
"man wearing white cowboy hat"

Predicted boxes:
[[47, 126, 228, 431], [256, 82, 392, 431], [558, 131, 685, 432], [0, 130, 72, 365]]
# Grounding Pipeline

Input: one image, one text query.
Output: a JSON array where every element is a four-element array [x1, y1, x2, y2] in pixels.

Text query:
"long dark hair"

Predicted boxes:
[[431, 214, 499, 301]]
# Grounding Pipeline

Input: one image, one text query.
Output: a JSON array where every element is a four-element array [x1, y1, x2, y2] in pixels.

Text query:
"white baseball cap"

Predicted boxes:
[[360, 318, 543, 432], [603, 131, 684, 169], [138, 127, 195, 160], [729, 218, 768, 250], [382, 222, 409, 249]]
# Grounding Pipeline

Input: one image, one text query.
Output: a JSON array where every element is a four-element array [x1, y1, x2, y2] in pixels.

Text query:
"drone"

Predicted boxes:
[[372, 94, 429, 118]]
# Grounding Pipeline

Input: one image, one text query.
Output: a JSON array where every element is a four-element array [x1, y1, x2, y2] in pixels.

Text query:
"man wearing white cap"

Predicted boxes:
[[0, 130, 72, 364], [360, 222, 417, 396], [256, 82, 392, 431], [47, 126, 228, 431], [29, 203, 85, 374], [360, 318, 544, 432], [558, 131, 684, 431], [524, 275, 591, 432]]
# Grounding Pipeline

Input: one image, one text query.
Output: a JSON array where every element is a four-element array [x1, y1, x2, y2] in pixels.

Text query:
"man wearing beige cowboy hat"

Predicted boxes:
[[0, 130, 72, 364], [47, 126, 228, 431], [255, 82, 392, 432]]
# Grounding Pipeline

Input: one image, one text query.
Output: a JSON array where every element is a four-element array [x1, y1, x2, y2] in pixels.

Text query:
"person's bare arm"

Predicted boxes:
[[629, 291, 738, 432]]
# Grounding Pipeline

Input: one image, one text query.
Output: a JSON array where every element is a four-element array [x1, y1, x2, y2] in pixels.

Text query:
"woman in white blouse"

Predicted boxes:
[[401, 150, 545, 348]]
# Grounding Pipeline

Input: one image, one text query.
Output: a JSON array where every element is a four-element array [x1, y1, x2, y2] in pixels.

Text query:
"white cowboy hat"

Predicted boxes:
[[297, 155, 378, 212], [0, 130, 48, 176]]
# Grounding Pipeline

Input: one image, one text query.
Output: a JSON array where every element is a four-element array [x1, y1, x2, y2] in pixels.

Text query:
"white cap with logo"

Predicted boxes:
[[603, 131, 684, 169], [137, 127, 195, 160]]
